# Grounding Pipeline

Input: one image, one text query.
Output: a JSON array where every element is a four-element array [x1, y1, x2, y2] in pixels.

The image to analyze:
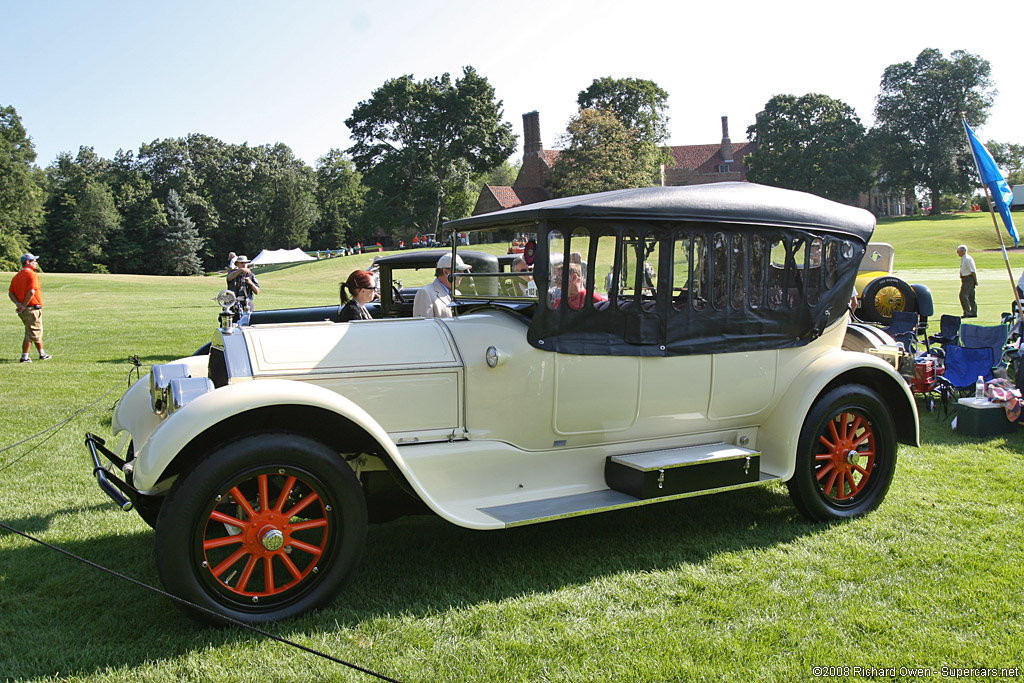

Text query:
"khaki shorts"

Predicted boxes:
[[18, 307, 42, 343]]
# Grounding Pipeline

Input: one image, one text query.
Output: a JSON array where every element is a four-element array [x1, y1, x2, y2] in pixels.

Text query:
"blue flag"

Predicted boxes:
[[964, 119, 1018, 246]]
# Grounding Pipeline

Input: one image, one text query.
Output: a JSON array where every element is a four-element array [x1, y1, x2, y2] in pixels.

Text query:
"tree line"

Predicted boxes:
[[2, 50, 1021, 274]]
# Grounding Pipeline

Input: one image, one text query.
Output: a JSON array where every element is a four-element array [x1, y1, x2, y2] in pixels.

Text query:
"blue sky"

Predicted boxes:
[[3, 0, 1022, 168]]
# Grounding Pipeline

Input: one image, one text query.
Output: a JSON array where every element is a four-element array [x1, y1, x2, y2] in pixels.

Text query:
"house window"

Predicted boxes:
[[718, 164, 731, 173]]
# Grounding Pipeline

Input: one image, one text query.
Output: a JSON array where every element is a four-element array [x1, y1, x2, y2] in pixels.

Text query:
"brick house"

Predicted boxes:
[[472, 112, 758, 216], [663, 116, 757, 186]]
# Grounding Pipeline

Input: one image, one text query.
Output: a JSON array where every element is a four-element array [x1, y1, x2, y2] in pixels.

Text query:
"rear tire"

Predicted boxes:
[[787, 385, 897, 521], [155, 433, 366, 625]]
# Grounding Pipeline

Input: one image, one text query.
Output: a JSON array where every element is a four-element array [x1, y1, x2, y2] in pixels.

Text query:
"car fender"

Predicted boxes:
[[131, 379, 404, 492], [757, 351, 918, 482], [911, 283, 933, 318], [855, 271, 889, 295]]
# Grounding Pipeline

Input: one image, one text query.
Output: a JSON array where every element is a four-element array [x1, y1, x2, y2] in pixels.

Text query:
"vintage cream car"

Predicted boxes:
[[87, 183, 919, 625]]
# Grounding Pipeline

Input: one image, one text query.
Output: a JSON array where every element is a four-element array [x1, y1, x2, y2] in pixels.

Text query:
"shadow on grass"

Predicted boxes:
[[0, 485, 818, 679]]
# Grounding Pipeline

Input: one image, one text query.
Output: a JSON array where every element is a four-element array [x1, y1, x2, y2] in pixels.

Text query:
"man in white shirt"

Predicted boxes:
[[957, 244, 978, 318], [413, 253, 471, 318]]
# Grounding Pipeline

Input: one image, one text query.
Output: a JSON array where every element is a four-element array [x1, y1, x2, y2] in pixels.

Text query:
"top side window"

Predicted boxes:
[[546, 227, 610, 311]]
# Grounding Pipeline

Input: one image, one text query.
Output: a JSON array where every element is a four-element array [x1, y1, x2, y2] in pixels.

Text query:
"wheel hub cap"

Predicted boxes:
[[261, 527, 284, 551]]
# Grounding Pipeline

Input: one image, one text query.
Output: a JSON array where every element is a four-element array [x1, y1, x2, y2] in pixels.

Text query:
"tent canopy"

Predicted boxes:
[[250, 248, 316, 266]]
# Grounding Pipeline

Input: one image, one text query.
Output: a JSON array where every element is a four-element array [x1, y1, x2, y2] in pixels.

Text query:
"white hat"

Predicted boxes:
[[436, 253, 471, 271]]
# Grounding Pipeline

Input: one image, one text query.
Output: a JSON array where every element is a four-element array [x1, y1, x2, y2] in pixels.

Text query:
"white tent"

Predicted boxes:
[[250, 248, 316, 267]]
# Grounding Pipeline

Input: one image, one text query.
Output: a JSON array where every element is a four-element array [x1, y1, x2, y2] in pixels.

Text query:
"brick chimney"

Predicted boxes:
[[720, 115, 734, 163], [523, 111, 542, 157]]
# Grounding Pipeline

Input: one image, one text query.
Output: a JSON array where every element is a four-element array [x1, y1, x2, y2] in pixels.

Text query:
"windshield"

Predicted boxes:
[[448, 230, 539, 302]]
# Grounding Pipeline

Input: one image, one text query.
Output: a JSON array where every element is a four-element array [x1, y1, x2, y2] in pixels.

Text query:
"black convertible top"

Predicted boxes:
[[446, 183, 874, 241]]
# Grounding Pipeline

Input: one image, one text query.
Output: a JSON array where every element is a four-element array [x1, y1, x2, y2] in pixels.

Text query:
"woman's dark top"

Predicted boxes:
[[339, 299, 372, 322]]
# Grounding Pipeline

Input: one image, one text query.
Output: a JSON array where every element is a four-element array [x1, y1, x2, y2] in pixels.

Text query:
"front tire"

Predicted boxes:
[[154, 434, 367, 625], [787, 385, 897, 521]]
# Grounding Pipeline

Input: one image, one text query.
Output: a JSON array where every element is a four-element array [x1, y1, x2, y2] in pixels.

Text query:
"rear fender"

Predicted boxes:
[[758, 352, 919, 481]]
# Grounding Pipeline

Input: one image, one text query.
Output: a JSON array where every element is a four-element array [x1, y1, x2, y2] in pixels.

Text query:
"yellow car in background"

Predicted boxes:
[[855, 242, 933, 326]]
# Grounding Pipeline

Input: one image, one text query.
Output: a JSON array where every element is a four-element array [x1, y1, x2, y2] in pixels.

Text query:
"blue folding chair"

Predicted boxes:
[[927, 314, 960, 354], [960, 323, 1009, 373], [882, 311, 920, 354], [934, 345, 994, 417]]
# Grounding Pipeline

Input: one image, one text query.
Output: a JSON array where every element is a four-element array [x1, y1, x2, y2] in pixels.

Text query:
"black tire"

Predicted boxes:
[[860, 276, 915, 325], [133, 493, 163, 529], [154, 433, 367, 625], [787, 384, 897, 522]]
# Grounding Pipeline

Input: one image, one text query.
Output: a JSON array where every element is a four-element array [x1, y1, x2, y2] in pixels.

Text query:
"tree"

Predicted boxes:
[[745, 93, 872, 202], [577, 77, 673, 184], [137, 135, 222, 267], [103, 149, 167, 273], [161, 188, 203, 274], [577, 77, 671, 145], [39, 147, 120, 272], [137, 135, 318, 268], [872, 48, 996, 214], [550, 108, 661, 197], [478, 159, 520, 188], [257, 143, 319, 250], [312, 149, 366, 248], [346, 66, 517, 236], [0, 104, 44, 269], [987, 141, 1024, 186]]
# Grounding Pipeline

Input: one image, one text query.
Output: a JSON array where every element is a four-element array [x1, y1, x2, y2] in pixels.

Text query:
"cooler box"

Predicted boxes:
[[909, 358, 936, 393], [956, 397, 1016, 436]]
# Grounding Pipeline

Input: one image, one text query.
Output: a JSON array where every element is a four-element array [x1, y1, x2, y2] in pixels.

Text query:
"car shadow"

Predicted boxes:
[[0, 485, 820, 679]]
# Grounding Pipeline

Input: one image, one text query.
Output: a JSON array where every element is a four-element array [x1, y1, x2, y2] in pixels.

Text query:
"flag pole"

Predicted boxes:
[[964, 115, 1022, 321], [983, 182, 1021, 315]]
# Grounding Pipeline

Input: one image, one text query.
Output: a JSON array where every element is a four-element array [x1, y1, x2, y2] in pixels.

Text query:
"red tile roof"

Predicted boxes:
[[484, 185, 551, 209], [540, 149, 560, 166], [667, 141, 757, 177]]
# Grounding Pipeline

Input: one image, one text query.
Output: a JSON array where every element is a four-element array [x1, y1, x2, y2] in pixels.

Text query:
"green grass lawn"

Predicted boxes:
[[2, 216, 1023, 682]]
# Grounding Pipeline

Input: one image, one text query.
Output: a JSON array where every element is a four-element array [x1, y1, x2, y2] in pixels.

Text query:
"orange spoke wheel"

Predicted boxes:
[[155, 434, 366, 625], [787, 385, 898, 521], [813, 411, 875, 503], [201, 470, 331, 600]]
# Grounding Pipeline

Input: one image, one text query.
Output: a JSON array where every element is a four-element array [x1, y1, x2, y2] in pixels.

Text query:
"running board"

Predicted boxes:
[[479, 473, 780, 527]]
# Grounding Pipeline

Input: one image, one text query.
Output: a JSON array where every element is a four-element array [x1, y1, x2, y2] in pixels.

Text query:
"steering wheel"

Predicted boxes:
[[392, 279, 405, 304]]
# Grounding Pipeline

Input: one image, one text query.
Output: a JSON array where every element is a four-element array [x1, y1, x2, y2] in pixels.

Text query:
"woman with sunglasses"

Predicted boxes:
[[339, 269, 376, 321]]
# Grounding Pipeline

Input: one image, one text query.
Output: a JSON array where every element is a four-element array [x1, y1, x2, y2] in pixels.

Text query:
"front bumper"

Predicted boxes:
[[85, 432, 138, 512]]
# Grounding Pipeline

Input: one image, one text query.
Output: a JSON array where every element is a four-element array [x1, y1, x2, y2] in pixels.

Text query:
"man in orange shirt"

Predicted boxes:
[[8, 253, 51, 363]]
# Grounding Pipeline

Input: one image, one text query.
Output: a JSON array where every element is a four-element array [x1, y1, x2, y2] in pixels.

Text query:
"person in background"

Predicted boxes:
[[339, 269, 376, 321], [553, 261, 607, 310], [957, 244, 978, 318], [413, 253, 470, 318], [509, 255, 532, 295], [227, 251, 237, 270], [8, 253, 51, 363], [226, 254, 260, 313]]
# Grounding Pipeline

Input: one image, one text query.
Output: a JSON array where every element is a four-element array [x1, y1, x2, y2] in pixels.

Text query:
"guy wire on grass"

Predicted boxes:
[[0, 522, 405, 683], [0, 355, 405, 682], [0, 355, 143, 473]]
